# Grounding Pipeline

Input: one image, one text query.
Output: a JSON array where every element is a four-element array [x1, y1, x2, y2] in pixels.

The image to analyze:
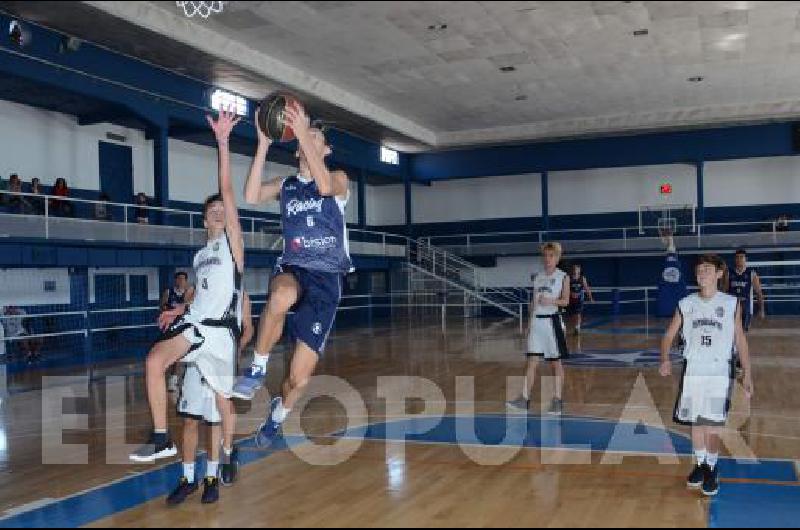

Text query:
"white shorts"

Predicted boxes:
[[527, 314, 569, 361], [161, 315, 238, 399], [177, 363, 221, 424], [674, 358, 734, 426]]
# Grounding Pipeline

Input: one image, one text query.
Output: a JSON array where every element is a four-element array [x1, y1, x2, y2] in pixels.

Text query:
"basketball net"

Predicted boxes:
[[176, 1, 225, 19]]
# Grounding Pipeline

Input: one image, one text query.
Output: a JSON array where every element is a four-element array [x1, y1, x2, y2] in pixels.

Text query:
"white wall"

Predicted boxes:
[[479, 257, 544, 288], [0, 268, 71, 306], [705, 156, 800, 207], [367, 184, 405, 226], [0, 99, 154, 195], [412, 173, 542, 224], [549, 164, 696, 216], [167, 139, 298, 214]]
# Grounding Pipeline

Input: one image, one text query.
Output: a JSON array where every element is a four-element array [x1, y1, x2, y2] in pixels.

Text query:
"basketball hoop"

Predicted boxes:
[[176, 1, 225, 19]]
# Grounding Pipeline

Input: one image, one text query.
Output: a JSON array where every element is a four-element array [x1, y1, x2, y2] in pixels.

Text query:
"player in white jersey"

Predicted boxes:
[[660, 254, 753, 497], [507, 242, 571, 416], [167, 292, 253, 506], [130, 108, 246, 502]]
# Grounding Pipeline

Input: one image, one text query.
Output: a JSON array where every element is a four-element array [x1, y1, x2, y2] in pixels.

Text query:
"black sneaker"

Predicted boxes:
[[220, 447, 240, 486], [687, 464, 705, 489], [201, 477, 220, 504], [129, 432, 178, 463], [547, 398, 564, 416], [166, 477, 198, 506], [702, 465, 720, 497]]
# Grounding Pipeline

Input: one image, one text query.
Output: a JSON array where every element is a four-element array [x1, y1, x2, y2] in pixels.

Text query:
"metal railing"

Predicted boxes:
[[424, 219, 800, 256], [0, 190, 409, 257]]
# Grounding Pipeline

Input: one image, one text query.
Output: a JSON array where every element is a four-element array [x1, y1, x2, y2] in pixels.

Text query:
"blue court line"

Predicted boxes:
[[0, 436, 306, 529], [333, 415, 797, 483], [710, 483, 800, 528], [1, 415, 797, 528]]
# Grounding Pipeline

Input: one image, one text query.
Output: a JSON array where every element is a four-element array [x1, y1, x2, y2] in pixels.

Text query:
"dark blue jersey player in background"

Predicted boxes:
[[232, 100, 352, 447], [728, 249, 766, 332]]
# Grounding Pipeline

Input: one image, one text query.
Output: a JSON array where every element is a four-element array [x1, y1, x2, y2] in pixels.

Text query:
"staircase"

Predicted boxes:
[[405, 238, 527, 320]]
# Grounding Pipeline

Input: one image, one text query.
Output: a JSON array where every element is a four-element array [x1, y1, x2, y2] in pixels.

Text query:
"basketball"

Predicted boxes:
[[257, 92, 303, 142]]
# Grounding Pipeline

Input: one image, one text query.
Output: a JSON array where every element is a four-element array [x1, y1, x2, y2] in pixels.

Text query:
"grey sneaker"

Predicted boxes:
[[506, 397, 530, 413], [547, 398, 564, 416]]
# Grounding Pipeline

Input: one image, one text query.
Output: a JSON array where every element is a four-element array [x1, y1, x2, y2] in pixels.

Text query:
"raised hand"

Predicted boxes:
[[206, 106, 241, 144], [282, 101, 311, 139]]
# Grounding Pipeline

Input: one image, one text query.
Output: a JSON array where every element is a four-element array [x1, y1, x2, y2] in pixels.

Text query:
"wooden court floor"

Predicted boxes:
[[1, 315, 799, 527]]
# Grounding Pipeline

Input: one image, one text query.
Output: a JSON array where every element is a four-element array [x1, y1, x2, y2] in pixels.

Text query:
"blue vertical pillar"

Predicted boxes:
[[404, 167, 413, 239], [541, 171, 550, 236], [358, 168, 367, 229], [152, 125, 169, 226], [695, 160, 705, 226]]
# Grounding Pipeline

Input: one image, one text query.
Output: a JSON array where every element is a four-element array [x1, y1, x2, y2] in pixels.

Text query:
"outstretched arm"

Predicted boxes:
[[207, 108, 245, 273], [244, 106, 284, 205]]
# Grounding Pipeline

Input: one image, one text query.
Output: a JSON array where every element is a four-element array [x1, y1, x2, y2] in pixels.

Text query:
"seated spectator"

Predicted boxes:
[[8, 174, 22, 212], [776, 214, 791, 232], [95, 192, 112, 221], [2, 305, 40, 364], [50, 178, 73, 217], [134, 192, 150, 224], [27, 178, 45, 215]]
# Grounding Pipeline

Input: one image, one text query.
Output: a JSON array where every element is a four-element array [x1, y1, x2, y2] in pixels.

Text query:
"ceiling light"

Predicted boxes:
[[515, 95, 528, 101], [687, 76, 704, 83], [499, 66, 517, 73], [427, 23, 447, 31], [633, 29, 649, 36]]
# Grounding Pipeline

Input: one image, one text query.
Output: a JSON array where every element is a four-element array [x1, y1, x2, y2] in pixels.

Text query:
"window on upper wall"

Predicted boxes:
[[380, 146, 399, 166], [210, 89, 248, 117]]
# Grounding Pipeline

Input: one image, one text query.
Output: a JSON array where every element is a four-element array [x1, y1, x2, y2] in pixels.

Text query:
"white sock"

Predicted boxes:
[[272, 402, 290, 424], [695, 450, 707, 466], [707, 453, 719, 470], [154, 428, 168, 435], [183, 462, 196, 483], [206, 461, 219, 478], [252, 352, 269, 372], [223, 446, 232, 457]]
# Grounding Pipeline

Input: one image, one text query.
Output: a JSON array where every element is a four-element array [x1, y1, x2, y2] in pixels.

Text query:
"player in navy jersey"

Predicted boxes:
[[566, 263, 593, 335], [161, 272, 195, 393], [728, 249, 765, 376], [233, 101, 352, 448], [728, 249, 765, 333]]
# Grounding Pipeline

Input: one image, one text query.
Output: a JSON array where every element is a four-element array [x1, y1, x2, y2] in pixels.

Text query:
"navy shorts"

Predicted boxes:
[[566, 302, 584, 316], [274, 264, 343, 357]]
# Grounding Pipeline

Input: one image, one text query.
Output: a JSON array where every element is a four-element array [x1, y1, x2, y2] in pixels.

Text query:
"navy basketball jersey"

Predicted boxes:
[[279, 175, 353, 274], [729, 268, 754, 315], [570, 275, 585, 304], [166, 287, 187, 310]]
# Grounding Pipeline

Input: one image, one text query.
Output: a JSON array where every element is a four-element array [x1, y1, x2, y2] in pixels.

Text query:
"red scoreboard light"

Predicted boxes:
[[660, 182, 673, 195]]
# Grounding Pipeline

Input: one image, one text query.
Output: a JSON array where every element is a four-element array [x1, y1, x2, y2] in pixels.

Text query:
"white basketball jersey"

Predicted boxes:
[[679, 292, 738, 363], [187, 232, 241, 325], [533, 269, 567, 316]]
